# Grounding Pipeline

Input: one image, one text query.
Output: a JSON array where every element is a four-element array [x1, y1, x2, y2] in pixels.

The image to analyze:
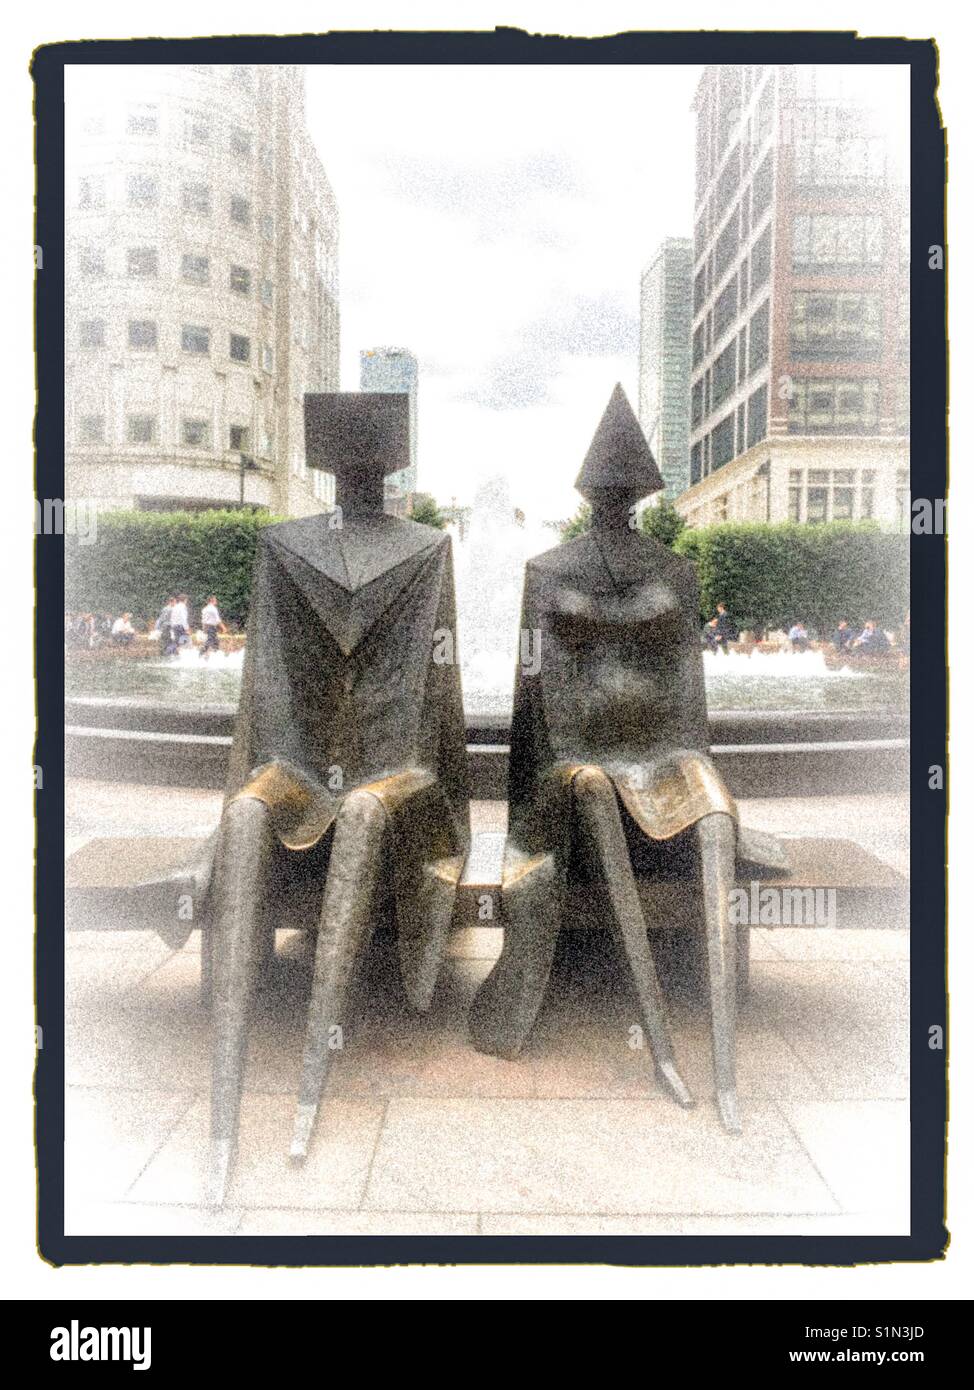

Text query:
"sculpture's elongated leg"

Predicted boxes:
[[290, 791, 387, 1161], [697, 812, 740, 1134], [573, 767, 693, 1110], [208, 796, 273, 1206]]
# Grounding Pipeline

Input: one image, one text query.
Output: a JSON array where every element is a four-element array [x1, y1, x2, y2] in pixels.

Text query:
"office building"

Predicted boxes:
[[65, 63, 340, 516]]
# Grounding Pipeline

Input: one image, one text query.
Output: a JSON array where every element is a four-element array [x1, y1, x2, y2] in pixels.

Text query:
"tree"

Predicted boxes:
[[558, 498, 686, 547], [639, 499, 686, 547], [409, 492, 447, 529]]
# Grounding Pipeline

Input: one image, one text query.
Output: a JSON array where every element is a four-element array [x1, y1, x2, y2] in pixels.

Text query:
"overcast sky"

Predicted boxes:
[[305, 64, 700, 522]]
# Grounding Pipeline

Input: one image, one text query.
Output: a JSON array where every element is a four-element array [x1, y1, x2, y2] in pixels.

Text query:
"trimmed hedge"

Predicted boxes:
[[65, 509, 283, 627], [66, 510, 909, 636], [673, 520, 909, 632]]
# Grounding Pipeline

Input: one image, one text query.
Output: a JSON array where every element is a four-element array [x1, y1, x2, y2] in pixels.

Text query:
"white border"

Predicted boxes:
[[2, 0, 968, 1302]]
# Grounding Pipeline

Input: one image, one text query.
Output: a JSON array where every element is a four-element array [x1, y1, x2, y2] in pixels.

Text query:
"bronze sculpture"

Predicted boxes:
[[469, 385, 786, 1132], [206, 393, 470, 1202]]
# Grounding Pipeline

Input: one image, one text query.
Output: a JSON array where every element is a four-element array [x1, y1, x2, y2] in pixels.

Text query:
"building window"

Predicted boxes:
[[259, 428, 273, 459], [78, 175, 104, 209], [713, 342, 736, 407], [714, 276, 738, 342], [127, 319, 157, 350], [259, 212, 274, 242], [788, 378, 881, 434], [230, 126, 253, 158], [751, 152, 773, 219], [79, 318, 105, 349], [127, 414, 156, 444], [230, 196, 251, 227], [715, 212, 739, 282], [127, 103, 158, 136], [181, 181, 211, 216], [261, 343, 274, 374], [229, 333, 251, 364], [711, 413, 735, 471], [691, 378, 704, 427], [181, 253, 210, 285], [181, 324, 210, 355], [791, 291, 882, 358], [748, 300, 770, 373], [788, 469, 802, 522], [78, 245, 105, 277], [229, 264, 251, 295], [792, 213, 883, 271], [184, 110, 211, 145], [260, 278, 274, 307], [126, 173, 158, 208], [229, 424, 251, 452], [78, 415, 105, 444], [750, 226, 771, 293], [127, 246, 158, 277], [690, 441, 703, 485], [746, 384, 768, 449], [182, 417, 211, 447], [692, 323, 704, 368]]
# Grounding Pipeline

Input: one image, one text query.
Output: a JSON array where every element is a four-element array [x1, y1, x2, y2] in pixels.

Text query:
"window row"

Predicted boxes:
[[77, 245, 276, 291], [77, 176, 275, 231], [792, 214, 883, 270], [787, 378, 880, 434], [788, 467, 879, 524], [76, 318, 273, 371], [790, 291, 884, 358], [75, 415, 268, 453]]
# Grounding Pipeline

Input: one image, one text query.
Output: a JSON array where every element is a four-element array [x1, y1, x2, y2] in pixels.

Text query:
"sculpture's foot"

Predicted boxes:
[[289, 1103, 316, 1163], [291, 790, 387, 1162], [205, 1136, 234, 1208], [657, 1060, 695, 1109], [717, 1087, 742, 1135]]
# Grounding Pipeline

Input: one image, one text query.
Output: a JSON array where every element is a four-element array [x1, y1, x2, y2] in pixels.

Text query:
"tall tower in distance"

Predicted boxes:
[[65, 63, 340, 518], [359, 347, 418, 515], [678, 64, 909, 529], [638, 238, 694, 501]]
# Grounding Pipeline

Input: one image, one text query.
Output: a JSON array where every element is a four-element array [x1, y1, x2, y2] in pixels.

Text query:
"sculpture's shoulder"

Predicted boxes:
[[526, 534, 593, 580]]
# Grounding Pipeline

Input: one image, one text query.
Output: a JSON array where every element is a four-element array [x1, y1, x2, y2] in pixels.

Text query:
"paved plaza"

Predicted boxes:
[[64, 780, 910, 1238]]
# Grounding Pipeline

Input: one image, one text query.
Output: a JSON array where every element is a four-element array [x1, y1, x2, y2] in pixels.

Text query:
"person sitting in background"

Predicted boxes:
[[111, 612, 136, 647], [702, 617, 720, 652], [200, 595, 226, 659], [787, 621, 809, 653], [832, 619, 853, 650], [712, 601, 738, 654], [853, 620, 890, 655]]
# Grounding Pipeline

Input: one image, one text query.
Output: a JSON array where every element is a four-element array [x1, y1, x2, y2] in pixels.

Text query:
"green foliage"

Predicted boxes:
[[409, 492, 447, 529], [672, 520, 909, 631], [558, 499, 686, 548], [639, 499, 687, 547], [558, 502, 591, 541], [65, 509, 283, 627]]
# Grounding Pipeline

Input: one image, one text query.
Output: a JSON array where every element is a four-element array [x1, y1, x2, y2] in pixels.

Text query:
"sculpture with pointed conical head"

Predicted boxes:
[[575, 383, 664, 517]]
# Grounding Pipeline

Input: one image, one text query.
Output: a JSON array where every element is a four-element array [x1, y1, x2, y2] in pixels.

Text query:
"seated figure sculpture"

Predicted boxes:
[[206, 393, 469, 1201], [469, 385, 786, 1132]]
